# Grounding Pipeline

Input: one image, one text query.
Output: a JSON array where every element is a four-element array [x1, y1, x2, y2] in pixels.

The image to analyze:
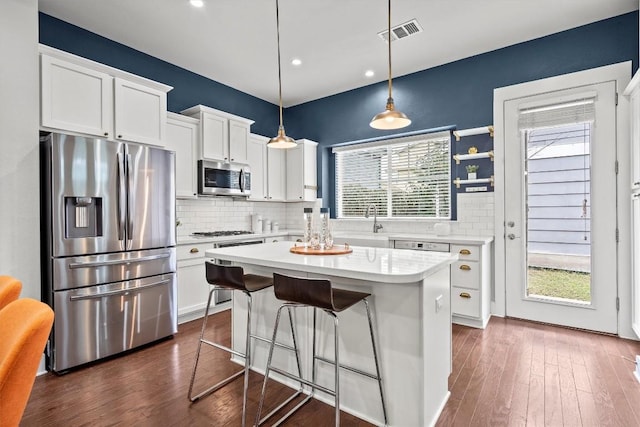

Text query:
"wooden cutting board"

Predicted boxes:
[[289, 245, 353, 255]]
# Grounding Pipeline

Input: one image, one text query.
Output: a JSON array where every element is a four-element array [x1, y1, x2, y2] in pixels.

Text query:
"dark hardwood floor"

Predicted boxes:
[[22, 312, 640, 426]]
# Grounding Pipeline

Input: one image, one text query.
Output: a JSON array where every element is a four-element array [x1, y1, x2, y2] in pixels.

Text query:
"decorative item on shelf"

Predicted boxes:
[[267, 0, 296, 149], [369, 0, 411, 130], [468, 146, 478, 154], [453, 125, 494, 141], [465, 164, 479, 180]]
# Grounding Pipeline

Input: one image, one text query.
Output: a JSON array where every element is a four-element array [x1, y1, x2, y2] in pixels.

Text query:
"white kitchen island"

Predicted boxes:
[[205, 241, 457, 427]]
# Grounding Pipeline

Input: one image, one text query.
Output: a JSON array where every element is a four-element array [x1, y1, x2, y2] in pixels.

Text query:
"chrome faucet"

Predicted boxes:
[[364, 203, 383, 233]]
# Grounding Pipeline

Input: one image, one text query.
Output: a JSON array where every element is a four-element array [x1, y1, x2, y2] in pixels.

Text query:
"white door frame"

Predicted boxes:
[[493, 62, 634, 338]]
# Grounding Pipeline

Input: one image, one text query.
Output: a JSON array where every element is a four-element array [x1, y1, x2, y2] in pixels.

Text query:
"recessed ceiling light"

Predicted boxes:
[[291, 58, 302, 66], [190, 0, 204, 8], [365, 70, 375, 78]]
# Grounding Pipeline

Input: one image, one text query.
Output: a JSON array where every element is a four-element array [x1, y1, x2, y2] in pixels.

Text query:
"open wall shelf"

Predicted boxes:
[[452, 125, 494, 193]]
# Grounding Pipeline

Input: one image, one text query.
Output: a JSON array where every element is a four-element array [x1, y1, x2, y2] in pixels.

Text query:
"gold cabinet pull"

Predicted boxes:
[[459, 249, 471, 255], [459, 292, 471, 299], [459, 264, 471, 271], [189, 248, 199, 254]]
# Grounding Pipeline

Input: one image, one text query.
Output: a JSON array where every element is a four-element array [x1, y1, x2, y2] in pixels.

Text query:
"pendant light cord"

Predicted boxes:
[[387, 0, 393, 101], [276, 0, 284, 128]]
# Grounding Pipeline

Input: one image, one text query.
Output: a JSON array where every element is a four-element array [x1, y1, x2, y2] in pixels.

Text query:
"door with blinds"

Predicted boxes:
[[504, 81, 618, 333]]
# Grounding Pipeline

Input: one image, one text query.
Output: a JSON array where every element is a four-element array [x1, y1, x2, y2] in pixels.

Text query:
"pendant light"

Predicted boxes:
[[370, 0, 411, 130], [267, 0, 297, 148]]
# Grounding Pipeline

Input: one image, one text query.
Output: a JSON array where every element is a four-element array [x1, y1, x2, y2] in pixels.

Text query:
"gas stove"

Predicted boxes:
[[191, 230, 254, 237]]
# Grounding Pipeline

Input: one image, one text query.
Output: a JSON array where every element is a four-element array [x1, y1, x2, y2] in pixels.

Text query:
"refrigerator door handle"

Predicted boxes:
[[240, 168, 245, 192], [69, 279, 172, 301], [68, 253, 172, 269], [116, 152, 127, 243], [126, 153, 134, 249]]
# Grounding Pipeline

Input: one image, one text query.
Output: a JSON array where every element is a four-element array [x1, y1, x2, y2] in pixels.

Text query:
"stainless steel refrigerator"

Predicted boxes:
[[40, 132, 177, 373]]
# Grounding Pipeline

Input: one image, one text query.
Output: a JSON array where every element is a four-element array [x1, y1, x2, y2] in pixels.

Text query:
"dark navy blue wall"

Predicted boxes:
[[284, 12, 638, 211], [39, 13, 279, 137], [287, 12, 638, 144]]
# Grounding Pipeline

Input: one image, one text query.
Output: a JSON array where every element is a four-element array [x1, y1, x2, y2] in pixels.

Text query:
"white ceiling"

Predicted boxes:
[[38, 0, 638, 107]]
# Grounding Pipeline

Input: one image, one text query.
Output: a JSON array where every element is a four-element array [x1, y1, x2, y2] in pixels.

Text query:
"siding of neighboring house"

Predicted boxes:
[[528, 154, 591, 256]]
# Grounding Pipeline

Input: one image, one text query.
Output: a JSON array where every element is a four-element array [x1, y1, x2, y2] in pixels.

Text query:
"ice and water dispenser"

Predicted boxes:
[[64, 196, 103, 238]]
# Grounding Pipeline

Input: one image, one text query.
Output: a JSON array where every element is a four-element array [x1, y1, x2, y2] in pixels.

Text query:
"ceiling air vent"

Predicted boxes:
[[378, 19, 423, 42]]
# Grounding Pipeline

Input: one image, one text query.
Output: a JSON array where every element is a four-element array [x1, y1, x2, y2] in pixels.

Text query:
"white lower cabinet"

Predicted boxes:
[[176, 243, 212, 324], [450, 243, 492, 328]]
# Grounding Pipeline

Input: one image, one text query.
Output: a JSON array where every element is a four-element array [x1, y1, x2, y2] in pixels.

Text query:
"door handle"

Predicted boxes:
[[68, 253, 171, 269], [507, 221, 515, 227], [508, 233, 516, 240]]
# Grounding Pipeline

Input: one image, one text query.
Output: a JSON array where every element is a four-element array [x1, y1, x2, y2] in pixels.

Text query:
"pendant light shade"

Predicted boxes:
[[268, 0, 297, 149], [370, 0, 411, 130]]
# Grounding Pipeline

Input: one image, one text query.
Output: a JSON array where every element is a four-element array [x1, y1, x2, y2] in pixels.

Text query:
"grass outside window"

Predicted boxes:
[[527, 267, 591, 302]]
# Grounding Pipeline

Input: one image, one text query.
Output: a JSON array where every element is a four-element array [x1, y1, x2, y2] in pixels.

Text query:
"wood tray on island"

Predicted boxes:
[[289, 244, 353, 255]]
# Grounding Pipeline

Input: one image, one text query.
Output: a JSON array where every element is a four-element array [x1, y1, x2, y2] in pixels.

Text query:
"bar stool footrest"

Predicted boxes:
[[258, 390, 310, 427], [189, 368, 246, 402], [314, 355, 381, 381], [200, 338, 245, 359]]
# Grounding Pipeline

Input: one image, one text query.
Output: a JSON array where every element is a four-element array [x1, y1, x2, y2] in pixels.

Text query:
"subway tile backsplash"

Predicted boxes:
[[176, 193, 494, 238], [175, 198, 316, 238]]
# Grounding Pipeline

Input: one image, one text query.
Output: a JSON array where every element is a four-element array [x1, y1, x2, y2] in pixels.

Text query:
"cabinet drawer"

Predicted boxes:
[[451, 244, 480, 261], [177, 243, 211, 261], [452, 287, 480, 318], [451, 261, 480, 289]]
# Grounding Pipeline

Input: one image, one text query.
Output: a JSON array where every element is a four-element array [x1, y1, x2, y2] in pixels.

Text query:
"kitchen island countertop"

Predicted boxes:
[[205, 240, 457, 284], [205, 240, 457, 426]]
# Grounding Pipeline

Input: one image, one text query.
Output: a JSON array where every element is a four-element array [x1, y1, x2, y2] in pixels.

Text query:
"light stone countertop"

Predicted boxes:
[[205, 241, 458, 284], [177, 230, 493, 246]]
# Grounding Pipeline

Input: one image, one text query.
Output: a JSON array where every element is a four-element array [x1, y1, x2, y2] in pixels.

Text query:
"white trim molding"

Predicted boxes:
[[493, 62, 634, 339]]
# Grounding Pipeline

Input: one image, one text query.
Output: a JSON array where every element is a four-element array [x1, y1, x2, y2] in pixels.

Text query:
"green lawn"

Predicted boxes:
[[527, 267, 591, 302]]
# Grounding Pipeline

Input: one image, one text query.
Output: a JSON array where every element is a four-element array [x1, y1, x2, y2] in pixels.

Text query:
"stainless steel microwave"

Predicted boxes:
[[198, 160, 251, 197]]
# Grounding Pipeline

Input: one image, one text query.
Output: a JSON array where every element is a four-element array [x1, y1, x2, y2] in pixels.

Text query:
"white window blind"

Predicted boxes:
[[333, 132, 451, 219], [518, 93, 596, 130]]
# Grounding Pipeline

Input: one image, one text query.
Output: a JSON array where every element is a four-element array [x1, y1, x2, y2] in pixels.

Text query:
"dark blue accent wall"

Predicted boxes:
[[38, 13, 279, 137], [285, 12, 638, 211]]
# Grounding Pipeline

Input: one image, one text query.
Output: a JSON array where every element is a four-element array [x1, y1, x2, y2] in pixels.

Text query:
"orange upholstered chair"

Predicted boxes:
[[0, 276, 22, 310], [0, 298, 54, 426]]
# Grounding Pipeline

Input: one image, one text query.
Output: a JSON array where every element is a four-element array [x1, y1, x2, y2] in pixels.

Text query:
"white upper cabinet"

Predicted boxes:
[[286, 139, 318, 201], [247, 134, 267, 201], [247, 134, 287, 201], [166, 112, 198, 199], [200, 112, 227, 160], [41, 54, 112, 137], [39, 45, 171, 146], [267, 145, 286, 201], [114, 78, 166, 145], [181, 104, 253, 164], [229, 120, 249, 163], [627, 74, 640, 189]]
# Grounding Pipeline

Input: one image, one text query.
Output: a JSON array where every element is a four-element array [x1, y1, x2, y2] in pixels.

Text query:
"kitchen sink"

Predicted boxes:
[[332, 231, 390, 248]]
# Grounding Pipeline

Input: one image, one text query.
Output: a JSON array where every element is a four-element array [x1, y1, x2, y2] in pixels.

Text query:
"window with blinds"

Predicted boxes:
[[333, 131, 451, 219]]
